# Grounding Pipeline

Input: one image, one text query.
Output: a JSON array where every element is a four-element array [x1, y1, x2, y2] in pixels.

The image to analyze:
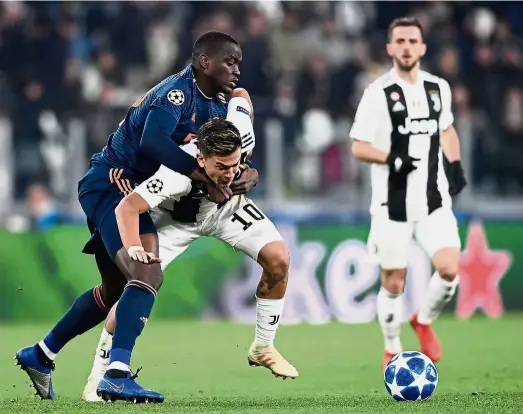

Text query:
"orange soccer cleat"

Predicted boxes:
[[382, 351, 397, 372], [410, 313, 442, 362]]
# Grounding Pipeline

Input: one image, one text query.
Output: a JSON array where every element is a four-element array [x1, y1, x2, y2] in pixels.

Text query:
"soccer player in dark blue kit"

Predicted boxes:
[[15, 31, 257, 403]]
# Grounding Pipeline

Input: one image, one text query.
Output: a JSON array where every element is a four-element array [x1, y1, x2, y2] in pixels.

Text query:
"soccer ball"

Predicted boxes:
[[384, 351, 438, 401]]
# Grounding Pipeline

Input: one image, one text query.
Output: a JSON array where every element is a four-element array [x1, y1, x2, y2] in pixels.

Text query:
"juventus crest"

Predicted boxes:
[[428, 90, 441, 112]]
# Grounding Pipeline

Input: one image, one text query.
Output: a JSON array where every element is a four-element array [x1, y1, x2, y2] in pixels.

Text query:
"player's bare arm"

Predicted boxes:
[[440, 125, 461, 162], [116, 164, 192, 264], [351, 140, 389, 164], [115, 193, 161, 265]]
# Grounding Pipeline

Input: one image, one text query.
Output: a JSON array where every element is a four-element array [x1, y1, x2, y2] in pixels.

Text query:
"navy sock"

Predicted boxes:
[[110, 283, 155, 367], [42, 286, 108, 355]]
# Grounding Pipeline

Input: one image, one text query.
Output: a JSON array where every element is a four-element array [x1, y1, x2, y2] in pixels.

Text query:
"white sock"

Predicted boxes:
[[38, 341, 57, 361], [107, 361, 130, 372], [255, 296, 285, 345], [418, 272, 459, 325], [83, 329, 113, 398], [88, 328, 112, 378], [377, 287, 403, 354]]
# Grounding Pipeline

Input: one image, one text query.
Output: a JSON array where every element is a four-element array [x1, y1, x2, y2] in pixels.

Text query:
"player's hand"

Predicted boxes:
[[230, 165, 259, 195], [190, 167, 212, 185], [447, 160, 467, 196], [205, 183, 233, 203], [386, 153, 420, 175], [128, 246, 162, 264]]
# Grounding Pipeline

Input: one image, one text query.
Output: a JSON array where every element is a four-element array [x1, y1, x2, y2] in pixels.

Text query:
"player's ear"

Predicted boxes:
[[420, 42, 427, 58], [386, 43, 394, 57], [196, 152, 205, 168], [199, 54, 210, 71]]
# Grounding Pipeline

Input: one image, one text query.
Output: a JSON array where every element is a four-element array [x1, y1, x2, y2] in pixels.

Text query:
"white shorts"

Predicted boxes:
[[367, 207, 461, 269], [151, 195, 283, 270]]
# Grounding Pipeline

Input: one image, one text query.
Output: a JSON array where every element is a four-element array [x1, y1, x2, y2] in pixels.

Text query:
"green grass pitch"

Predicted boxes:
[[1, 315, 522, 413]]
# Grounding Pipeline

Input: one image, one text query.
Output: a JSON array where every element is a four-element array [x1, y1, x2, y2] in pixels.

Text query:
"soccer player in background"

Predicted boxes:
[[349, 17, 467, 371], [15, 31, 258, 403]]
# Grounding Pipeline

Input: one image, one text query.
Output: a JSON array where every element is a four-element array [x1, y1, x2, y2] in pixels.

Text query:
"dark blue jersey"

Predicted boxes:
[[95, 65, 227, 182]]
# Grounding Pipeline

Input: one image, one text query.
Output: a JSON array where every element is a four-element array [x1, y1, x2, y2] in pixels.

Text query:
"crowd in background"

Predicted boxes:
[[0, 1, 522, 230]]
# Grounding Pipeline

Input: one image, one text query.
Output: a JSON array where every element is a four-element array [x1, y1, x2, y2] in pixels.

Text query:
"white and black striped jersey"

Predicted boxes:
[[350, 69, 454, 222], [134, 96, 255, 223]]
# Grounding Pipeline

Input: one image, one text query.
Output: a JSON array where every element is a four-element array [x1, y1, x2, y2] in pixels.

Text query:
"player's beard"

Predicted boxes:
[[394, 56, 419, 73]]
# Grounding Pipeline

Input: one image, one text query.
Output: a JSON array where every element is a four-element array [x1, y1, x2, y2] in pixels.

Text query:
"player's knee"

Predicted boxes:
[[381, 269, 406, 294], [387, 279, 405, 295], [436, 266, 458, 282], [266, 251, 290, 280], [114, 249, 163, 291], [138, 267, 163, 292], [432, 247, 460, 281], [259, 241, 290, 279], [150, 274, 163, 292], [130, 263, 163, 292]]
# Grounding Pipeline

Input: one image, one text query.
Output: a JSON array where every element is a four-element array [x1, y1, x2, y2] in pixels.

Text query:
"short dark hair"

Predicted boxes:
[[192, 31, 239, 63], [197, 118, 242, 158], [387, 17, 424, 42]]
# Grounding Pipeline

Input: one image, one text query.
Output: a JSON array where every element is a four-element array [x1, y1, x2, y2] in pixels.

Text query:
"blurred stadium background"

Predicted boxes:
[[0, 1, 522, 411]]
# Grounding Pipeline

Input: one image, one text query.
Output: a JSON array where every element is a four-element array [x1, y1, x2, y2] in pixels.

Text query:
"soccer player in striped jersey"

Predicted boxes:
[[350, 17, 467, 371]]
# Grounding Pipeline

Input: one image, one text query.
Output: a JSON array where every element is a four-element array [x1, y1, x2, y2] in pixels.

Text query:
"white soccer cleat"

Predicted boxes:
[[82, 372, 105, 402], [247, 342, 299, 379], [82, 356, 109, 402], [82, 328, 112, 402], [81, 347, 110, 401]]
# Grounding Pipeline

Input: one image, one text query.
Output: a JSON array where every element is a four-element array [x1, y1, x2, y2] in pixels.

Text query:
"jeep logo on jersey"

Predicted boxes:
[[398, 118, 438, 135]]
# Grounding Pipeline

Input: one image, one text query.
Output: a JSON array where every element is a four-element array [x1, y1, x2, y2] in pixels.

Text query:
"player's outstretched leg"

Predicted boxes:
[[15, 285, 109, 399], [411, 247, 459, 362], [378, 269, 406, 371], [247, 241, 298, 380], [96, 234, 164, 404]]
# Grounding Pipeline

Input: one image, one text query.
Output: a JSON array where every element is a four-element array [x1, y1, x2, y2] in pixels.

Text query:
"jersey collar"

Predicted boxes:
[[187, 65, 213, 100], [193, 78, 213, 100], [390, 68, 423, 88]]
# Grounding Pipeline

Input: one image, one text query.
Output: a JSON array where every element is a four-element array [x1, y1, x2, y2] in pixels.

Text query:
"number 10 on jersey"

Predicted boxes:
[[231, 203, 265, 231]]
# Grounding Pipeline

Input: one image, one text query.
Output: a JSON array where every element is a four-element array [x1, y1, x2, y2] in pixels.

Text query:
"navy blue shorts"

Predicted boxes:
[[78, 159, 157, 260]]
